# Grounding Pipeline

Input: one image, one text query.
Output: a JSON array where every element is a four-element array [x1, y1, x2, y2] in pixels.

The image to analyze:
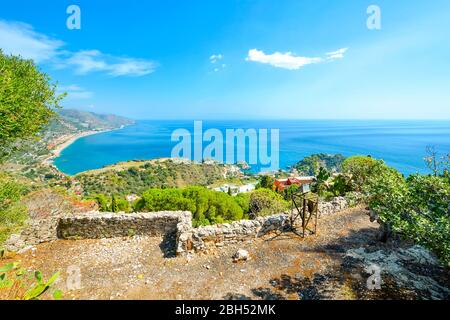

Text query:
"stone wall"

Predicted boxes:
[[5, 196, 351, 255], [58, 211, 191, 240], [177, 196, 351, 253]]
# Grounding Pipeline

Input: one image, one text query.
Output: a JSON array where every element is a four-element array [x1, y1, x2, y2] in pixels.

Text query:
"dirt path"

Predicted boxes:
[[2, 207, 449, 300]]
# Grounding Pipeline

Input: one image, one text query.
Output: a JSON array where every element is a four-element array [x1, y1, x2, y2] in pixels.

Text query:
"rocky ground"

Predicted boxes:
[[1, 207, 449, 300]]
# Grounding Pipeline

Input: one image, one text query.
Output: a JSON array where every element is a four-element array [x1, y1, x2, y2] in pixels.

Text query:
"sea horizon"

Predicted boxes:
[[53, 119, 450, 176]]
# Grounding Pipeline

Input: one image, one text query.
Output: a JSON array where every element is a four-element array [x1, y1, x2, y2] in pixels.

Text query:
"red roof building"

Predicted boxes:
[[274, 176, 314, 192]]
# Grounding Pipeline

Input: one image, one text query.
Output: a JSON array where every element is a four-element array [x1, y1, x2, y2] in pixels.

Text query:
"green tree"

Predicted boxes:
[[94, 194, 109, 211], [234, 193, 250, 215], [0, 51, 65, 160], [257, 175, 275, 190], [135, 187, 244, 226], [364, 163, 450, 263], [342, 156, 383, 191]]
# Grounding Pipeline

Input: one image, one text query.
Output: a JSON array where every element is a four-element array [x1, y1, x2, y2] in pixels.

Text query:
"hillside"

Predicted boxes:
[[2, 109, 134, 179], [57, 109, 134, 131], [75, 159, 240, 196]]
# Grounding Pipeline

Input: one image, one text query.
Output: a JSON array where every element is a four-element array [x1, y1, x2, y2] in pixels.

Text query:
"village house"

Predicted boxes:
[[274, 176, 315, 192]]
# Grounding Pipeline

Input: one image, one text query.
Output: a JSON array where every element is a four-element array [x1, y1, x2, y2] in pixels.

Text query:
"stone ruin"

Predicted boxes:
[[4, 196, 351, 255]]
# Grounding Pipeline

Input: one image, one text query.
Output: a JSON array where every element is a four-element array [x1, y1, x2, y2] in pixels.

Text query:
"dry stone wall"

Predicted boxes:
[[177, 196, 351, 254], [57, 211, 192, 240], [5, 197, 352, 255]]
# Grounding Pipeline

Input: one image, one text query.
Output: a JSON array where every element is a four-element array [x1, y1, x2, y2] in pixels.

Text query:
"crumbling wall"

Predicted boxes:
[[5, 197, 351, 255], [178, 196, 351, 253]]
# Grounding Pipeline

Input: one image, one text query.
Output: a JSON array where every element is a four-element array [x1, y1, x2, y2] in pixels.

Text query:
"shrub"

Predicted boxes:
[[364, 164, 450, 264], [256, 175, 275, 190], [343, 156, 384, 191], [0, 174, 28, 245], [249, 189, 289, 218], [135, 187, 244, 226], [234, 193, 250, 215]]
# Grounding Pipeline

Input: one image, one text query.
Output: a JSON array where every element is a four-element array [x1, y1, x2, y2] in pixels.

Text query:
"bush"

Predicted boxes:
[[364, 164, 450, 264], [249, 189, 289, 218], [0, 174, 28, 245], [234, 193, 250, 215], [256, 175, 275, 190], [343, 156, 383, 191], [135, 187, 245, 227]]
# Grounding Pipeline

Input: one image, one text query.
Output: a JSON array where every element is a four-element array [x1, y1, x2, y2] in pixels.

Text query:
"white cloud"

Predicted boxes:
[[0, 20, 156, 77], [64, 50, 156, 76], [246, 48, 348, 70], [210, 54, 223, 64], [58, 84, 93, 99], [246, 49, 322, 70], [326, 48, 348, 60], [0, 20, 63, 63]]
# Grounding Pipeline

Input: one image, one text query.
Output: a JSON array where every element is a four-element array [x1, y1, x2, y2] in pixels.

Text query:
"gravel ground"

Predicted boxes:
[[2, 207, 449, 300]]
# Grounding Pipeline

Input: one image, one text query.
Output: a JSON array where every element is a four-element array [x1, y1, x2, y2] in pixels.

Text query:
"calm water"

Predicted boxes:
[[53, 120, 450, 176]]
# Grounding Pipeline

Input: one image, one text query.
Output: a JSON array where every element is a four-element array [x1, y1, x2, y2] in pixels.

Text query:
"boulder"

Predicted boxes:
[[232, 249, 249, 262]]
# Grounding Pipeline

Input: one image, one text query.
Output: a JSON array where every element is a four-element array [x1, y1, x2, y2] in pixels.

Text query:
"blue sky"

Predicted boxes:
[[1, 0, 449, 119]]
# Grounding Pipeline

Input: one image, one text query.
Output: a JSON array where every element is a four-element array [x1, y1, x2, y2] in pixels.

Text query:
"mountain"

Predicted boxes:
[[57, 109, 134, 131], [2, 109, 134, 179]]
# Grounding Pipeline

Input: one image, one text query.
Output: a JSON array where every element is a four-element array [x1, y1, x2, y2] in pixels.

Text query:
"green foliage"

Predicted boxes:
[[136, 186, 245, 227], [314, 167, 331, 196], [0, 261, 61, 300], [295, 153, 345, 176], [328, 174, 352, 197], [234, 193, 250, 215], [343, 156, 383, 191], [0, 51, 64, 160], [77, 160, 226, 196], [111, 194, 119, 213], [364, 163, 450, 264], [249, 188, 289, 218], [282, 184, 299, 201], [94, 194, 109, 211], [0, 174, 28, 244], [256, 175, 275, 190], [90, 194, 131, 213]]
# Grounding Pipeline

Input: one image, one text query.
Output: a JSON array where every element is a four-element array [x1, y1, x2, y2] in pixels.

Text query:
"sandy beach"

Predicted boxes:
[[42, 130, 111, 166]]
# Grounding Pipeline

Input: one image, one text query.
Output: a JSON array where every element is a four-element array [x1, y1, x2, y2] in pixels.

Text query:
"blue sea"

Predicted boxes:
[[53, 120, 450, 176]]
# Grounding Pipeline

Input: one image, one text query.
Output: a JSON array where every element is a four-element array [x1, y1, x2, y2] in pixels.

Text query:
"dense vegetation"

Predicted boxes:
[[135, 186, 244, 226], [294, 153, 345, 175], [0, 174, 28, 244], [76, 160, 230, 196], [249, 188, 289, 218], [0, 52, 63, 245], [90, 184, 290, 227], [362, 160, 450, 263]]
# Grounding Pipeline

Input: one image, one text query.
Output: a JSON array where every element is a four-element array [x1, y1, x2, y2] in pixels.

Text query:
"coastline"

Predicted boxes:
[[43, 128, 119, 167]]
